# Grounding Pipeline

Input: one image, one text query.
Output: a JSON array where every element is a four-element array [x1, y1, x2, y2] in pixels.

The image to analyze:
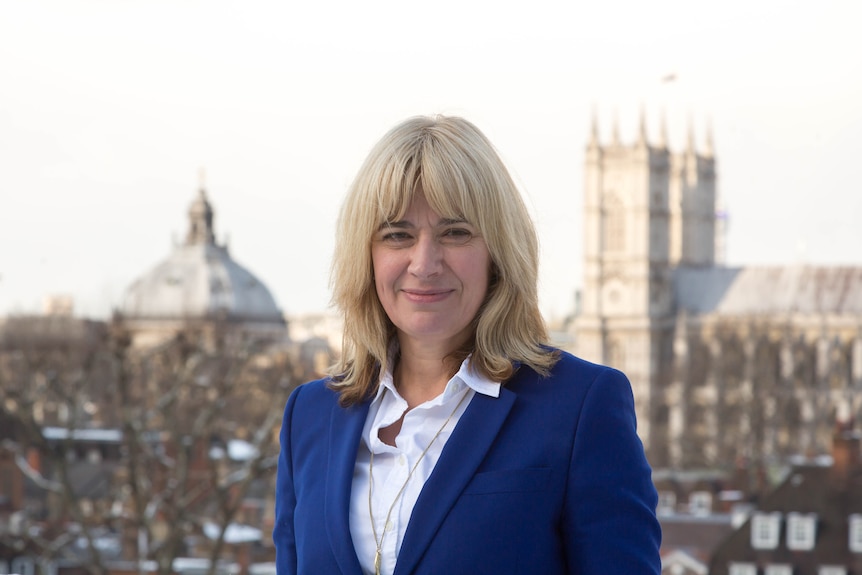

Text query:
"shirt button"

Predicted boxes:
[[397, 455, 406, 466], [385, 520, 394, 532]]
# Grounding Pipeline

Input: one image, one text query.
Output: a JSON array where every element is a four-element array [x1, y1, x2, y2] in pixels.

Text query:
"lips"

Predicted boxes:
[[401, 288, 454, 303]]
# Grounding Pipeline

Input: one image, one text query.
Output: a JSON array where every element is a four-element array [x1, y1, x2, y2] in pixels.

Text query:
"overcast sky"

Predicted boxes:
[[1, 0, 860, 321]]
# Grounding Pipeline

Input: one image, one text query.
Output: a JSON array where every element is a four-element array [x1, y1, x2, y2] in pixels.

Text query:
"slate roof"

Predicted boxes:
[[660, 513, 735, 563], [708, 431, 862, 574], [673, 266, 862, 316]]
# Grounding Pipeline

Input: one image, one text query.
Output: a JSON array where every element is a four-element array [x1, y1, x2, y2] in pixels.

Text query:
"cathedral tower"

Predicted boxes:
[[574, 110, 716, 456]]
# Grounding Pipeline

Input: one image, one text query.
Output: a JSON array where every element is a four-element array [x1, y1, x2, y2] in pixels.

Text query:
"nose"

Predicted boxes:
[[408, 233, 442, 279]]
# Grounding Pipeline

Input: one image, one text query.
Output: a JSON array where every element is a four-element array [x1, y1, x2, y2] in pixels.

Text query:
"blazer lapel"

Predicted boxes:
[[325, 399, 370, 575], [393, 386, 517, 575]]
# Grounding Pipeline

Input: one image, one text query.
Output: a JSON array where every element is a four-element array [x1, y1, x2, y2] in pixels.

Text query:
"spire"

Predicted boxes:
[[588, 106, 600, 149], [704, 118, 714, 158], [658, 108, 668, 149], [612, 110, 621, 146], [637, 104, 648, 148], [186, 174, 216, 246], [686, 115, 697, 156]]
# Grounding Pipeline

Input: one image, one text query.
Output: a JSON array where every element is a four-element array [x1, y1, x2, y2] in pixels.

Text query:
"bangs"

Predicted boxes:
[[373, 134, 484, 229]]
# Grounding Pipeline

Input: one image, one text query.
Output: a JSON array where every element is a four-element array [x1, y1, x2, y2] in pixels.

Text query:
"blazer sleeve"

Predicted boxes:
[[273, 384, 302, 574], [562, 367, 661, 574]]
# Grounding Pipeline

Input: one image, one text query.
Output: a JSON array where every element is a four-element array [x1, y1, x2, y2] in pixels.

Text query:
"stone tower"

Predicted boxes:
[[573, 109, 717, 455]]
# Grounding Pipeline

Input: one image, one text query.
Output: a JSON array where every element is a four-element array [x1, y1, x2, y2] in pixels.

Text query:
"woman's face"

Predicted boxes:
[[371, 191, 491, 353]]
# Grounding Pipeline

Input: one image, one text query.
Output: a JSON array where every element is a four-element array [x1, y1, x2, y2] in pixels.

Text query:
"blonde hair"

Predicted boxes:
[[329, 115, 557, 405]]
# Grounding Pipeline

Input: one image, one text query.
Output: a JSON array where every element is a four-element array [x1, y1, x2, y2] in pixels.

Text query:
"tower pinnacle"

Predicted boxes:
[[704, 119, 714, 158], [658, 108, 668, 149], [686, 116, 697, 155], [637, 105, 648, 148], [589, 106, 600, 149]]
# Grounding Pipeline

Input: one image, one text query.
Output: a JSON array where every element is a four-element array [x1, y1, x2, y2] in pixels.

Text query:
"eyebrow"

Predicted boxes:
[[439, 217, 468, 226], [377, 217, 468, 232]]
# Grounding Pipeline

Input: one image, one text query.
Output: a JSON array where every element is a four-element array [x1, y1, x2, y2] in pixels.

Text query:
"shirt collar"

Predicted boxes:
[[453, 356, 501, 398], [371, 353, 501, 405]]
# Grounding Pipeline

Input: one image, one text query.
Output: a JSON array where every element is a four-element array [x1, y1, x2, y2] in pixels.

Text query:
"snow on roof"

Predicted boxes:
[[227, 439, 258, 461], [249, 563, 277, 575], [42, 427, 123, 442], [203, 522, 262, 543]]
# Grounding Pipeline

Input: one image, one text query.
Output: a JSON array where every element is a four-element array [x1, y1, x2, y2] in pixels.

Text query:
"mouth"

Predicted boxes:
[[401, 288, 454, 303]]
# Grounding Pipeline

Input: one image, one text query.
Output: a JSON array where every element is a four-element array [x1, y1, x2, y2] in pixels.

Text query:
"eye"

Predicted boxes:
[[440, 227, 474, 245], [379, 231, 413, 245]]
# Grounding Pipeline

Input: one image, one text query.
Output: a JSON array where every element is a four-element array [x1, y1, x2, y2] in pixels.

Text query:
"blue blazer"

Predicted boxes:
[[273, 350, 661, 574]]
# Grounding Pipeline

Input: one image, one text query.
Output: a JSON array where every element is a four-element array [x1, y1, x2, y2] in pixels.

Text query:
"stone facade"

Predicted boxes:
[[570, 112, 862, 470]]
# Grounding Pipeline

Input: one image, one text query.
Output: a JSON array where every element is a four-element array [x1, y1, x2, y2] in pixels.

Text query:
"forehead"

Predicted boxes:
[[379, 182, 469, 226], [375, 194, 470, 237]]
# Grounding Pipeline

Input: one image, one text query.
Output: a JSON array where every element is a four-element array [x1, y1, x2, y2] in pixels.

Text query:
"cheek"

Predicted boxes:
[[371, 252, 395, 299], [465, 255, 492, 302]]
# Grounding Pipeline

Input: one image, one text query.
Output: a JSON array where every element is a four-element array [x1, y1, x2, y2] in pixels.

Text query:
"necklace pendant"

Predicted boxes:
[[374, 548, 381, 575]]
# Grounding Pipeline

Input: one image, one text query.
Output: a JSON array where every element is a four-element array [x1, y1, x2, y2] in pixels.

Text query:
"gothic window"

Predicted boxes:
[[819, 567, 847, 575], [780, 343, 794, 380], [793, 342, 817, 389], [688, 339, 710, 388], [850, 514, 862, 552], [787, 512, 817, 550], [765, 565, 792, 575], [754, 339, 780, 390], [829, 339, 850, 391], [751, 511, 782, 549], [817, 338, 830, 379], [604, 195, 625, 252]]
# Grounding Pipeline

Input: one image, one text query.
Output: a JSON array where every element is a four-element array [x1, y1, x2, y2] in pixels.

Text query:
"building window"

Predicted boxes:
[[604, 195, 625, 252], [818, 567, 846, 575], [849, 514, 862, 552], [765, 565, 792, 575], [689, 490, 712, 516], [657, 490, 676, 515], [787, 512, 817, 550], [751, 511, 782, 550], [729, 563, 757, 575]]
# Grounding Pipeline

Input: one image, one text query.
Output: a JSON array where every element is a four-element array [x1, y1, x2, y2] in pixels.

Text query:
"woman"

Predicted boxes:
[[273, 115, 661, 574]]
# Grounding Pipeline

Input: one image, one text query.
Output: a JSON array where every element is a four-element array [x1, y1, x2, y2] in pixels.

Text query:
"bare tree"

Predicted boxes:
[[0, 317, 307, 575]]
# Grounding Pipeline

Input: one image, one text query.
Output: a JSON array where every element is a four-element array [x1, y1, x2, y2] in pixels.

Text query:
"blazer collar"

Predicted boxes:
[[324, 371, 523, 575], [325, 399, 370, 575], [394, 385, 517, 575]]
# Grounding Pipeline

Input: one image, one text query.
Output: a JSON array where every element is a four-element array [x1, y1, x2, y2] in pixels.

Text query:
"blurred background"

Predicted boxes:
[[1, 1, 861, 574]]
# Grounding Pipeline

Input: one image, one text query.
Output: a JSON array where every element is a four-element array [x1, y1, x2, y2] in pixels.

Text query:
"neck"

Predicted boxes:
[[394, 339, 464, 408]]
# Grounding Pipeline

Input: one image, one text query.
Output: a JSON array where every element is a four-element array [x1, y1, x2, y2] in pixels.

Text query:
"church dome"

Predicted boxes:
[[121, 188, 285, 330]]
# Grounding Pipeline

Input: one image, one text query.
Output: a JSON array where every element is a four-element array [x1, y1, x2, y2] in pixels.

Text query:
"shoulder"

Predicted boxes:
[[521, 348, 628, 388], [509, 349, 634, 408], [547, 348, 621, 379], [291, 377, 339, 401], [282, 377, 341, 421]]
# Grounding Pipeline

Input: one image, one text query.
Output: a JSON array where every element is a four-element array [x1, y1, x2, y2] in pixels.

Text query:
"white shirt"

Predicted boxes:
[[348, 357, 501, 575]]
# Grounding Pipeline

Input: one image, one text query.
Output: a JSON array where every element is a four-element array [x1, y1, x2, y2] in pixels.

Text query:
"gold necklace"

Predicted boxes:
[[368, 388, 470, 575]]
